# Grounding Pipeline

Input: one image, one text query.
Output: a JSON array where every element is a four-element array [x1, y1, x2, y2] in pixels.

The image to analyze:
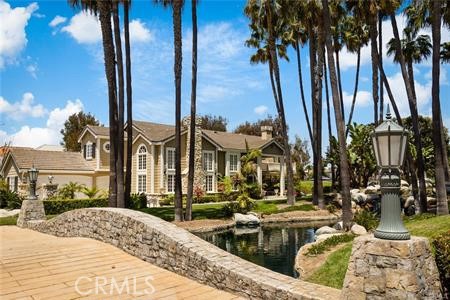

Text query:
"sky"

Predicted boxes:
[[1, 0, 450, 152]]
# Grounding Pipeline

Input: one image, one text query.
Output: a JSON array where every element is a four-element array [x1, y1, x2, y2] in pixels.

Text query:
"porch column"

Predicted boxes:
[[159, 145, 164, 193], [150, 145, 155, 194], [280, 156, 285, 197], [257, 156, 262, 192]]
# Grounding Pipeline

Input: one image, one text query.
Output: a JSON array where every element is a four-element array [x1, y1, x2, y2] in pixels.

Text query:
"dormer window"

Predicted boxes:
[[103, 142, 110, 153], [84, 142, 96, 160]]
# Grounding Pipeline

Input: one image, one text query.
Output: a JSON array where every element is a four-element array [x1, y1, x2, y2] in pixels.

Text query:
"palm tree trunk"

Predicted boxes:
[[335, 48, 345, 122], [124, 0, 133, 208], [370, 13, 379, 125], [266, 0, 295, 205], [346, 47, 361, 137], [390, 13, 428, 213], [439, 115, 450, 181], [324, 50, 335, 191], [379, 12, 384, 123], [322, 0, 352, 229], [173, 0, 183, 221], [112, 1, 125, 208], [295, 39, 313, 144], [431, 1, 448, 215], [98, 1, 118, 208], [186, 0, 197, 221]]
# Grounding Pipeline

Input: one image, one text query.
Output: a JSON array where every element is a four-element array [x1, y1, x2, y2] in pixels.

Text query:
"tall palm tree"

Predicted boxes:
[[123, 0, 133, 207], [186, 0, 198, 221], [431, 0, 448, 215], [390, 12, 429, 213], [379, 12, 385, 123], [112, 0, 125, 208], [323, 0, 352, 229], [155, 0, 184, 221], [323, 51, 336, 191]]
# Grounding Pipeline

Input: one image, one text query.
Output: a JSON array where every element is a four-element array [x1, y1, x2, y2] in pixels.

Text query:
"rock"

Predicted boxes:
[[351, 224, 367, 235], [234, 213, 260, 226], [404, 196, 415, 208], [0, 209, 20, 218], [333, 221, 343, 230], [351, 192, 367, 204], [426, 197, 436, 205], [365, 185, 379, 195], [315, 226, 338, 236], [335, 193, 343, 207], [351, 201, 357, 209], [315, 232, 344, 242], [350, 189, 360, 195], [401, 180, 409, 187], [400, 186, 411, 199]]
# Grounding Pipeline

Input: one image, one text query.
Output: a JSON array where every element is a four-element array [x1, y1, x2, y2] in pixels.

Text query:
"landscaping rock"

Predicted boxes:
[[401, 180, 409, 187], [427, 197, 436, 205], [404, 196, 415, 208], [315, 226, 338, 236], [351, 224, 367, 235], [351, 192, 367, 204], [350, 189, 360, 195], [315, 232, 344, 242], [0, 209, 20, 218], [333, 221, 343, 231], [234, 213, 260, 226], [365, 185, 380, 195]]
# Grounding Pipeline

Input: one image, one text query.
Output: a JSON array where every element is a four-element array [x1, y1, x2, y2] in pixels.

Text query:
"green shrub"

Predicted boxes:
[[326, 203, 337, 213], [0, 190, 24, 209], [129, 193, 147, 209], [247, 182, 262, 199], [43, 198, 108, 215], [432, 230, 450, 296], [306, 234, 355, 256], [278, 204, 315, 213], [221, 194, 255, 217], [353, 208, 379, 231]]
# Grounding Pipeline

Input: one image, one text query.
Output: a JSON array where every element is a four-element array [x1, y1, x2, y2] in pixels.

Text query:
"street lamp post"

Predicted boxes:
[[28, 165, 39, 200], [371, 107, 410, 240]]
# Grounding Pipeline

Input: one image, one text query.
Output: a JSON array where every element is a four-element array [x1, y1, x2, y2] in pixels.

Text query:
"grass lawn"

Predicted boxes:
[[140, 203, 227, 221], [0, 214, 57, 226], [305, 214, 450, 289]]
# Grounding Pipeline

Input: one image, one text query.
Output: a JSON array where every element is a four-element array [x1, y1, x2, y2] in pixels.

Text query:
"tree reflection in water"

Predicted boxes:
[[198, 225, 316, 277]]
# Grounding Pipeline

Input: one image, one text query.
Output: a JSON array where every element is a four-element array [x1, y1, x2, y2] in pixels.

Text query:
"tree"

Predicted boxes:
[[112, 0, 125, 208], [200, 114, 227, 131], [234, 115, 285, 144], [186, 0, 198, 221], [58, 182, 84, 199], [323, 0, 352, 230], [60, 112, 99, 152], [124, 0, 133, 208], [291, 136, 310, 181], [441, 42, 450, 62]]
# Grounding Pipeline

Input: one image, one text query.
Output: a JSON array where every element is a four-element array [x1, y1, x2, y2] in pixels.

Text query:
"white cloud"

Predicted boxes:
[[49, 15, 67, 27], [61, 11, 101, 44], [26, 63, 38, 78], [343, 90, 372, 108], [0, 93, 47, 120], [0, 1, 38, 69], [1, 99, 84, 148], [254, 105, 268, 115], [128, 20, 152, 43], [385, 72, 431, 117], [425, 67, 448, 85]]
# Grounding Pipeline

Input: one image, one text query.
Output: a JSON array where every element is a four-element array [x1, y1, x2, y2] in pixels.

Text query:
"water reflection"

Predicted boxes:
[[197, 226, 316, 278]]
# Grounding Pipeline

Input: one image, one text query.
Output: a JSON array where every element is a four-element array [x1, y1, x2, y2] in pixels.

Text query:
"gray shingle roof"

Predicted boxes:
[[7, 148, 93, 171], [134, 121, 177, 142], [86, 125, 110, 136], [202, 130, 269, 150]]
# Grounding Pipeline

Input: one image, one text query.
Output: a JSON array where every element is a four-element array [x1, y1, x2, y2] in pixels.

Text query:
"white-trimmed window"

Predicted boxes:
[[85, 142, 93, 160], [203, 151, 214, 171], [205, 175, 214, 192], [138, 145, 147, 170], [166, 148, 175, 170], [167, 174, 175, 193], [229, 153, 239, 172], [138, 175, 147, 193], [103, 142, 110, 153], [8, 176, 17, 192]]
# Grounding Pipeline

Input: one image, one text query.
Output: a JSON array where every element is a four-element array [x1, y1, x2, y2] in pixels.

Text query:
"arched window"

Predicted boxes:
[[138, 145, 147, 170]]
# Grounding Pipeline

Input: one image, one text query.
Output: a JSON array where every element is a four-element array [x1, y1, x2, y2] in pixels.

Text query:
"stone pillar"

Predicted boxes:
[[257, 156, 262, 193], [17, 200, 46, 228], [182, 116, 205, 193], [280, 157, 285, 196], [41, 183, 58, 200], [341, 235, 442, 300]]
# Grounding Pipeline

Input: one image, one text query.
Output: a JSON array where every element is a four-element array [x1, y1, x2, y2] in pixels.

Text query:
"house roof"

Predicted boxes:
[[86, 125, 110, 137], [3, 148, 93, 172], [133, 121, 178, 142], [202, 130, 275, 151]]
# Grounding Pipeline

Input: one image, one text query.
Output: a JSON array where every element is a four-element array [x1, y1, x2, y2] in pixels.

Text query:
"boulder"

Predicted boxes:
[[234, 213, 260, 226], [427, 197, 436, 205], [315, 226, 338, 236], [315, 232, 345, 242], [365, 185, 380, 195], [401, 180, 409, 187], [0, 209, 20, 218], [333, 221, 343, 231], [404, 196, 415, 208], [335, 193, 343, 207], [350, 189, 360, 195], [351, 192, 367, 204], [351, 224, 367, 235]]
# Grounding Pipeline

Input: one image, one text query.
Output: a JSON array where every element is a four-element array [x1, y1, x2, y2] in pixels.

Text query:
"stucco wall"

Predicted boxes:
[[37, 173, 94, 199], [28, 208, 339, 300], [262, 143, 284, 156]]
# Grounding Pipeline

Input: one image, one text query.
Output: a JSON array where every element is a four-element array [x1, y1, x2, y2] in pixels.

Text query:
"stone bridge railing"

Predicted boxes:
[[25, 207, 340, 300]]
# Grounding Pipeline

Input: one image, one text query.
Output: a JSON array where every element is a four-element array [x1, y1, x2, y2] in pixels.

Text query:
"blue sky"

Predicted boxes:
[[1, 0, 449, 152]]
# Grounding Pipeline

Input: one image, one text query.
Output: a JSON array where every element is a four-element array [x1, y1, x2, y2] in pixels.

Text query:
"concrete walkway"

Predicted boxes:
[[0, 226, 243, 299]]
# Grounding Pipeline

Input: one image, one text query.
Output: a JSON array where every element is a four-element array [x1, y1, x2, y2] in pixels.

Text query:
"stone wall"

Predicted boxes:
[[182, 117, 205, 193], [28, 208, 339, 300]]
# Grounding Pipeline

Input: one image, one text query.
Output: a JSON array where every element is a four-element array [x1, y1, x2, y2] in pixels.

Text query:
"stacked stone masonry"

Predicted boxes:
[[24, 207, 339, 300]]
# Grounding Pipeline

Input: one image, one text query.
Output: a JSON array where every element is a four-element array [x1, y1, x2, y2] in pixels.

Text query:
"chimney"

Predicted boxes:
[[261, 126, 273, 140]]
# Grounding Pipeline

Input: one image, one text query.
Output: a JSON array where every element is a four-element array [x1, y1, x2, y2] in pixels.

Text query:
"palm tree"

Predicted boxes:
[[245, 0, 296, 206], [123, 0, 133, 208], [323, 51, 336, 191], [322, 0, 353, 229], [343, 15, 369, 137], [186, 0, 198, 221], [431, 0, 448, 215], [389, 12, 429, 213], [441, 42, 450, 62], [112, 0, 125, 208]]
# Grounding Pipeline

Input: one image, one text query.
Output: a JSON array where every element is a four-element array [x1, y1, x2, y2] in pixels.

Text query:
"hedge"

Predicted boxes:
[[159, 192, 239, 206], [43, 198, 108, 215], [432, 230, 450, 297]]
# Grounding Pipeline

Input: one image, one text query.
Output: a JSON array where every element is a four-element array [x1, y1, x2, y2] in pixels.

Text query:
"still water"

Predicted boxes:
[[197, 225, 317, 278]]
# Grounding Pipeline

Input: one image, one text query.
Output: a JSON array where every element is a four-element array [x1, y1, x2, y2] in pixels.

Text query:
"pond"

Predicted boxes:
[[197, 224, 322, 278]]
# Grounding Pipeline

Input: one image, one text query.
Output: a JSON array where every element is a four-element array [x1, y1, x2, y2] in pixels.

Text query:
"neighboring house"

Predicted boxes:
[[1, 118, 287, 201]]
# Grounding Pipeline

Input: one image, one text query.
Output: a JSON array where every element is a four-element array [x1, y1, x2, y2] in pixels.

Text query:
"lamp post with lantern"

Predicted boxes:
[[371, 106, 410, 240], [27, 165, 39, 200]]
